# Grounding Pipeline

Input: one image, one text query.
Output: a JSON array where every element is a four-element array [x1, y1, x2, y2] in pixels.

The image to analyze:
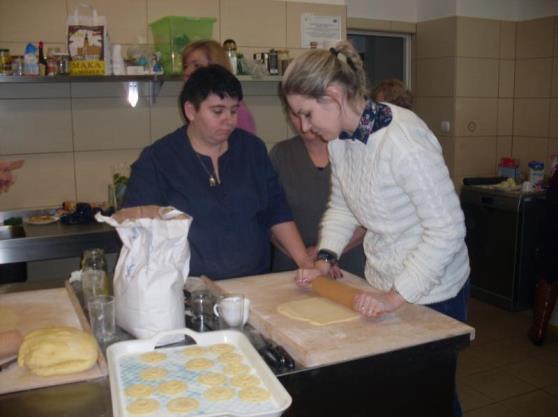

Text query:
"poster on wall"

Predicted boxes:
[[301, 14, 342, 48]]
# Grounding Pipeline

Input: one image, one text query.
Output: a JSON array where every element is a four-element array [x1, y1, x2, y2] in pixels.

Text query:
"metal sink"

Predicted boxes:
[[0, 225, 26, 240]]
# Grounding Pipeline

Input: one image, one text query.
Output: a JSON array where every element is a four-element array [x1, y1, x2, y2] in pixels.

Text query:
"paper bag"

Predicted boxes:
[[96, 206, 192, 342], [67, 4, 106, 61]]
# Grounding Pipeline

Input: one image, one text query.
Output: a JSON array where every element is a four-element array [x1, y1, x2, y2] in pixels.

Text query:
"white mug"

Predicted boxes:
[[213, 295, 250, 329]]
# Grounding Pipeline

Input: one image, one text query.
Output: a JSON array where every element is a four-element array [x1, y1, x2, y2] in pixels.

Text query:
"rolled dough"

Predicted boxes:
[[17, 327, 98, 376], [277, 297, 360, 326]]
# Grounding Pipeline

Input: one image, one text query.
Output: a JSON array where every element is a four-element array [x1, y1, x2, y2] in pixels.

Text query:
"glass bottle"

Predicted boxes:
[[81, 248, 111, 304], [38, 41, 47, 76]]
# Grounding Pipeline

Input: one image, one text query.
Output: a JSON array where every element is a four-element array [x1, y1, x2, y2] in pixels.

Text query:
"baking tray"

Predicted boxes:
[[107, 328, 292, 417]]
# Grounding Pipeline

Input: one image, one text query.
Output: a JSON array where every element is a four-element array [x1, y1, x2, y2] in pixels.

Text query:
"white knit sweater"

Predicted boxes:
[[319, 104, 470, 305]]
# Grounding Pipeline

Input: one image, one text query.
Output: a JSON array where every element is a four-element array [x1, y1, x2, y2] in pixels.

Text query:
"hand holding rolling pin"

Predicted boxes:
[[0, 160, 24, 193], [353, 290, 406, 318], [296, 259, 342, 288], [303, 275, 407, 318]]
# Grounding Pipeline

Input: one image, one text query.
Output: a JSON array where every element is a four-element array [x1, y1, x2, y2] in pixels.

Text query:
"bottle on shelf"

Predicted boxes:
[[223, 39, 238, 75], [38, 41, 47, 76]]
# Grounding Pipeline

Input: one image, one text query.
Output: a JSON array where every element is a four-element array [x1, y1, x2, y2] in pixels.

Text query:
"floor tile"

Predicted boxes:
[[506, 357, 558, 387], [544, 383, 558, 398], [458, 383, 495, 411], [463, 402, 524, 417], [499, 390, 558, 417], [462, 368, 537, 401]]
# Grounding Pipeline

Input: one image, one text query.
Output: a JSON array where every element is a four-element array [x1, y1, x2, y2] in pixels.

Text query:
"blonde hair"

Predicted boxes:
[[281, 40, 367, 105], [371, 78, 414, 110], [182, 40, 232, 72]]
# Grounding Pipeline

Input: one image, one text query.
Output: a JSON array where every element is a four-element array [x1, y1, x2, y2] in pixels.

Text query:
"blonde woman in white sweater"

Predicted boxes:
[[281, 42, 470, 417]]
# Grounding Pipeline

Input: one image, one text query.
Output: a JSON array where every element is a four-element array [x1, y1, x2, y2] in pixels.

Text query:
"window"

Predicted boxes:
[[347, 31, 411, 91]]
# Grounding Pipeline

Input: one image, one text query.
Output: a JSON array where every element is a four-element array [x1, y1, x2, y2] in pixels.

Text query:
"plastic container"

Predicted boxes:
[[528, 160, 544, 189], [498, 157, 520, 181], [107, 328, 292, 417], [149, 16, 216, 75]]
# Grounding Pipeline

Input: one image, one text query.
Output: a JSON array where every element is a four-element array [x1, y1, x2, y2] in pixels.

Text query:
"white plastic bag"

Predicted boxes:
[[96, 206, 192, 342], [67, 3, 107, 60]]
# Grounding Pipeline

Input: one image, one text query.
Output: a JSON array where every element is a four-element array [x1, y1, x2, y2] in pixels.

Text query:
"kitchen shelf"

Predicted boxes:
[[0, 74, 281, 83], [0, 74, 280, 103]]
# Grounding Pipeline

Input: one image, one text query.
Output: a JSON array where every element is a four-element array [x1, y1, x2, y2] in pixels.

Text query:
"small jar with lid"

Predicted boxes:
[[54, 53, 70, 75], [0, 49, 11, 75]]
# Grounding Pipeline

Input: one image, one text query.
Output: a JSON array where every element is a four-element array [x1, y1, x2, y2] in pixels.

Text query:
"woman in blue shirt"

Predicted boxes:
[[124, 65, 312, 280]]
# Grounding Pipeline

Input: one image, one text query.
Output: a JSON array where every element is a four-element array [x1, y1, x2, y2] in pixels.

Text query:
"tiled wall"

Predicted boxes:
[[414, 15, 558, 189], [0, 0, 346, 211]]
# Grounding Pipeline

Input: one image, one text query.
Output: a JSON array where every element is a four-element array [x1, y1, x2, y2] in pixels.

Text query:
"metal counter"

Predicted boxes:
[[0, 218, 120, 264]]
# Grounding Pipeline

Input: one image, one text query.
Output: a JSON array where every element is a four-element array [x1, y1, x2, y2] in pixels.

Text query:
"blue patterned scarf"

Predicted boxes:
[[339, 100, 392, 144]]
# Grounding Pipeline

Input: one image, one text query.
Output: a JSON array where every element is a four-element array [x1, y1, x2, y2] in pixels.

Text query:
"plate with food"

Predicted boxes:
[[24, 215, 60, 225]]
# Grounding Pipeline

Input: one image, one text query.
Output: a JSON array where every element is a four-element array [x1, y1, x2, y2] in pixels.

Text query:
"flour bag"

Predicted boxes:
[[96, 206, 192, 342]]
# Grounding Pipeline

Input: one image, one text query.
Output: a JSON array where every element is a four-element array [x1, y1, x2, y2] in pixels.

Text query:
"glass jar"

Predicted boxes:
[[11, 55, 23, 76], [0, 49, 10, 74], [54, 53, 70, 75], [81, 248, 111, 304]]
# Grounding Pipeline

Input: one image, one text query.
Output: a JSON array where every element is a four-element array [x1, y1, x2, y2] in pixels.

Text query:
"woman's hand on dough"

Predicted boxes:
[[295, 267, 322, 289], [353, 290, 406, 317]]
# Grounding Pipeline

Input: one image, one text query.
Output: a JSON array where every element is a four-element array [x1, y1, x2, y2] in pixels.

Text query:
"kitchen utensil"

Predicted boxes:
[[106, 328, 292, 417], [310, 275, 362, 310], [213, 294, 250, 329]]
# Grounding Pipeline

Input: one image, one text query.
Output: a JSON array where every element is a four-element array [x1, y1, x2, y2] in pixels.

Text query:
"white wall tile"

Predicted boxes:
[[0, 83, 70, 99], [0, 99, 73, 154], [0, 0, 67, 43], [243, 95, 288, 144], [72, 98, 150, 151], [0, 153, 76, 210], [74, 149, 141, 202], [150, 96, 183, 142]]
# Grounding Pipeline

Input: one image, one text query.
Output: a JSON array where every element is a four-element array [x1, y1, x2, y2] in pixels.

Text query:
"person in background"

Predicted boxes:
[[269, 109, 366, 277], [182, 40, 256, 135], [281, 41, 469, 417], [371, 78, 414, 110], [0, 160, 24, 193], [124, 65, 312, 280], [528, 166, 558, 345]]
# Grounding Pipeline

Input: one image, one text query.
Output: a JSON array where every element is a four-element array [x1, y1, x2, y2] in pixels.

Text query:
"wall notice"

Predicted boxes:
[[301, 14, 342, 48]]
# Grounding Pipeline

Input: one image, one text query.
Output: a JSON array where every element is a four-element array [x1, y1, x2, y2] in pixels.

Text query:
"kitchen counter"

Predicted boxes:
[[0, 220, 120, 264], [0, 276, 474, 417]]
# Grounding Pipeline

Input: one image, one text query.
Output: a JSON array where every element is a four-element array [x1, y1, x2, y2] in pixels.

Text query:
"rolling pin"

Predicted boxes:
[[0, 330, 23, 359], [310, 276, 362, 311]]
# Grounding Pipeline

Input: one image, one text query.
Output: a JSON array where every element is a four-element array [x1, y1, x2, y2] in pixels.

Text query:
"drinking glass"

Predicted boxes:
[[88, 295, 116, 342]]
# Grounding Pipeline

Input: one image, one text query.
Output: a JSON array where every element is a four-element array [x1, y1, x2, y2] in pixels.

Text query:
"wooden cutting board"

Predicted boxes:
[[0, 284, 107, 394], [214, 271, 475, 368]]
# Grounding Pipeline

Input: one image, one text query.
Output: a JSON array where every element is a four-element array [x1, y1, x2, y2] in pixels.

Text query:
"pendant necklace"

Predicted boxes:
[[194, 151, 220, 187]]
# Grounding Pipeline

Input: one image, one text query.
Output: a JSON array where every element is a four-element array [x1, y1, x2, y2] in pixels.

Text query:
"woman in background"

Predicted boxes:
[[528, 166, 558, 345], [371, 78, 414, 110], [182, 40, 256, 135], [269, 110, 365, 277]]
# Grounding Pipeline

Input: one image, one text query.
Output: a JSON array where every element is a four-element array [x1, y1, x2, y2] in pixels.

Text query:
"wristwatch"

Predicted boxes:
[[315, 249, 339, 266]]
